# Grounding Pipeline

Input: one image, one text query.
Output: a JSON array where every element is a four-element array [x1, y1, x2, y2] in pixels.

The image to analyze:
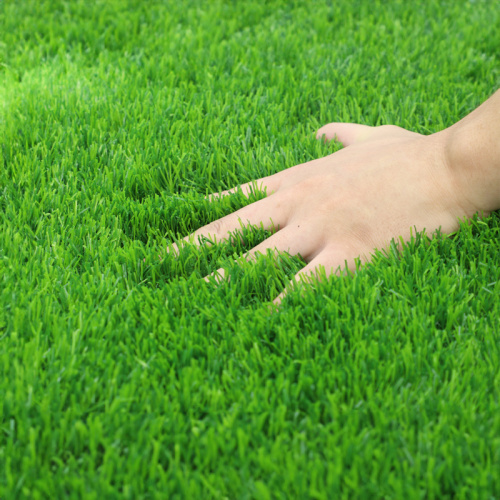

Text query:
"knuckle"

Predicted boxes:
[[206, 214, 236, 239], [208, 219, 224, 235]]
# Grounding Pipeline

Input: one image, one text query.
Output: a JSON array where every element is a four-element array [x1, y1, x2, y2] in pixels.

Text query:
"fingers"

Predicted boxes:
[[203, 223, 326, 284], [170, 192, 291, 255], [241, 223, 324, 264]]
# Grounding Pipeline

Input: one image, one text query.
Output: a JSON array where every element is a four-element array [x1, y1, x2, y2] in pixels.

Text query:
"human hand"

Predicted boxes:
[[167, 120, 480, 305]]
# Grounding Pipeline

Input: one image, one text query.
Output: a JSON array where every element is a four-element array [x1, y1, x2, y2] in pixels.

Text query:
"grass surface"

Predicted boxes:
[[2, 0, 500, 498]]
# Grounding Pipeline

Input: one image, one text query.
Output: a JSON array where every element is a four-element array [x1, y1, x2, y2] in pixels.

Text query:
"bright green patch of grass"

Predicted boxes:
[[2, 0, 500, 498]]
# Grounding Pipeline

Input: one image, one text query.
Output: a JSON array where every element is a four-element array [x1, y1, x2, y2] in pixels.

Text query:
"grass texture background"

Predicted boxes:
[[2, 0, 500, 498]]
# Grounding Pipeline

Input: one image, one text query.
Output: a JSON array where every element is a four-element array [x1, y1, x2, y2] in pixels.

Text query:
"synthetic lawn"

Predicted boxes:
[[2, 0, 500, 498]]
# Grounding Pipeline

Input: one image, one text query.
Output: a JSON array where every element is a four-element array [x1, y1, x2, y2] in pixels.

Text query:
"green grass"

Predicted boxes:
[[2, 0, 500, 498]]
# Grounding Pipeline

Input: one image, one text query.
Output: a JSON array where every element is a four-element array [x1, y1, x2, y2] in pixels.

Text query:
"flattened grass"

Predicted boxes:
[[1, 0, 500, 498]]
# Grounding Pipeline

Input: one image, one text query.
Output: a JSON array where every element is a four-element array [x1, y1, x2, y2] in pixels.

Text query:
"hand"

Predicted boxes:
[[172, 122, 481, 304]]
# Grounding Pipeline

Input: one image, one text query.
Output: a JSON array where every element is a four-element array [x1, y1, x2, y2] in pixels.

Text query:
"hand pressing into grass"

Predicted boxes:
[[173, 90, 500, 305]]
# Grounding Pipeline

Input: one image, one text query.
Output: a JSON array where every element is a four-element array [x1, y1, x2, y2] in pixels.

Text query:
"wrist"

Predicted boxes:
[[443, 91, 500, 215]]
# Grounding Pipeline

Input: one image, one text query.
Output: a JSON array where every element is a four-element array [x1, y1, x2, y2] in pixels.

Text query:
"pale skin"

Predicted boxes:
[[164, 90, 500, 305]]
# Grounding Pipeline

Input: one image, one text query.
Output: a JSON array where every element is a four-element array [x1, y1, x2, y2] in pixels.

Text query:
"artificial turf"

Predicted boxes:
[[2, 0, 500, 498]]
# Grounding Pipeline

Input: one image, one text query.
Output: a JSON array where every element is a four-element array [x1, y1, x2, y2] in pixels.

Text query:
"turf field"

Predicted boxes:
[[2, 0, 500, 498]]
